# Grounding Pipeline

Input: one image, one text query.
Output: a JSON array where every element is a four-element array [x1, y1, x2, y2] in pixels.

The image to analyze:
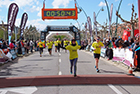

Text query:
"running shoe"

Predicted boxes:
[[94, 66, 96, 68], [74, 74, 77, 77], [70, 69, 73, 74], [96, 68, 99, 72]]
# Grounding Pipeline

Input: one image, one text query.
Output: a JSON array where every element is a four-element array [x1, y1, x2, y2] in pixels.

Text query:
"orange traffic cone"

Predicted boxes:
[[128, 64, 135, 76]]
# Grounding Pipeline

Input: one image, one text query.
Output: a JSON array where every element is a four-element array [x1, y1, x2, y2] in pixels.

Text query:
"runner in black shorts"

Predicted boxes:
[[47, 40, 53, 55], [94, 53, 100, 59], [48, 48, 52, 52], [38, 39, 44, 57], [91, 36, 104, 72]]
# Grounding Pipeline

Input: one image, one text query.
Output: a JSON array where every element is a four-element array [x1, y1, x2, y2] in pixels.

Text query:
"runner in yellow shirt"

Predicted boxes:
[[64, 39, 68, 53], [91, 36, 104, 72], [62, 39, 81, 77], [38, 39, 44, 57], [47, 40, 53, 55], [54, 40, 58, 52], [57, 38, 61, 52]]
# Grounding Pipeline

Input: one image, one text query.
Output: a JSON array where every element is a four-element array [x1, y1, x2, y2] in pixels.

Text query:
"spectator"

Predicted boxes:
[[17, 39, 22, 55], [115, 38, 122, 48], [24, 40, 27, 54], [21, 40, 24, 47], [132, 41, 139, 59], [133, 41, 140, 72], [112, 37, 117, 48], [0, 43, 12, 62], [9, 40, 14, 49], [123, 40, 130, 48], [2, 41, 7, 49], [105, 39, 113, 60], [30, 39, 34, 53], [34, 40, 37, 51]]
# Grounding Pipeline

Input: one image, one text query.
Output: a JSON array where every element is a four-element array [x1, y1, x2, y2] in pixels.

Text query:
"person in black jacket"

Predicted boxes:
[[17, 39, 22, 56], [1, 41, 7, 49], [132, 41, 140, 72], [105, 39, 113, 60]]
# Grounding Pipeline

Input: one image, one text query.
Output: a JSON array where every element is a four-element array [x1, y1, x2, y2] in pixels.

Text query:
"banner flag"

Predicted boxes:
[[87, 16, 92, 37], [20, 12, 28, 39], [84, 22, 87, 39], [93, 12, 97, 37], [7, 3, 19, 44]]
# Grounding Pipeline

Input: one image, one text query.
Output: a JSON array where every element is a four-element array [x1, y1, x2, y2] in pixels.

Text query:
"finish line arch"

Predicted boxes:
[[40, 25, 81, 45]]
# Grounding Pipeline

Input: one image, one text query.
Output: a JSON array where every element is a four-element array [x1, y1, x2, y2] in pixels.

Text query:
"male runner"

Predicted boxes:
[[47, 40, 53, 55], [38, 39, 44, 57], [91, 36, 104, 72]]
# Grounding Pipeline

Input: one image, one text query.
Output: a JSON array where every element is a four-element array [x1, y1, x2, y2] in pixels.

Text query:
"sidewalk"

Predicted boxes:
[[0, 50, 36, 71], [81, 50, 140, 77]]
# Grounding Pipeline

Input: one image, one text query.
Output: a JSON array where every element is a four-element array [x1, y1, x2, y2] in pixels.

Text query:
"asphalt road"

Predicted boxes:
[[0, 47, 140, 94]]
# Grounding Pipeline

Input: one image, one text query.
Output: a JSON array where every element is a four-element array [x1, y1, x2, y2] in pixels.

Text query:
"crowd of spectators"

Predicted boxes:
[[80, 36, 140, 71], [0, 38, 39, 62]]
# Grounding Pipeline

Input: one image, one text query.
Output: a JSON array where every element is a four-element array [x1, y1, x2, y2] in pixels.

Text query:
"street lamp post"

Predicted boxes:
[[70, 20, 84, 39], [94, 7, 104, 37], [104, 0, 113, 38], [115, 0, 123, 36]]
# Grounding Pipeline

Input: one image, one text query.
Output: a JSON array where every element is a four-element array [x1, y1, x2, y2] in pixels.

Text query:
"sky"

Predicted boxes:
[[0, 0, 138, 32]]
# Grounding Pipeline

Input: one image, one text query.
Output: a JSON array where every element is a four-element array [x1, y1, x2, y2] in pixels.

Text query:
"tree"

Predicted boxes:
[[53, 35, 66, 40], [0, 21, 8, 40], [96, 20, 109, 38], [116, 4, 138, 38]]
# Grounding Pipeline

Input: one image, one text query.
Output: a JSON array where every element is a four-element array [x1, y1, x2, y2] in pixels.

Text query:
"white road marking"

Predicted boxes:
[[59, 53, 61, 56], [59, 59, 61, 63], [59, 71, 62, 75], [108, 84, 123, 94], [0, 86, 37, 94]]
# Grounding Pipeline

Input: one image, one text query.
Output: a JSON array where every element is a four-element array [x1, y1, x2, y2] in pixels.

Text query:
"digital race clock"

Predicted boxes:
[[42, 4, 78, 20]]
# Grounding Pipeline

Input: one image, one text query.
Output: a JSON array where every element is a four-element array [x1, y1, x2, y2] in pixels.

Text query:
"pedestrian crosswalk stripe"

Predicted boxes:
[[108, 84, 122, 94], [59, 71, 62, 75]]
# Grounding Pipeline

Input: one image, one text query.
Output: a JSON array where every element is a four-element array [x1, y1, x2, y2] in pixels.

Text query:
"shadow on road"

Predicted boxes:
[[24, 59, 52, 61], [100, 69, 126, 74], [78, 61, 91, 63]]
